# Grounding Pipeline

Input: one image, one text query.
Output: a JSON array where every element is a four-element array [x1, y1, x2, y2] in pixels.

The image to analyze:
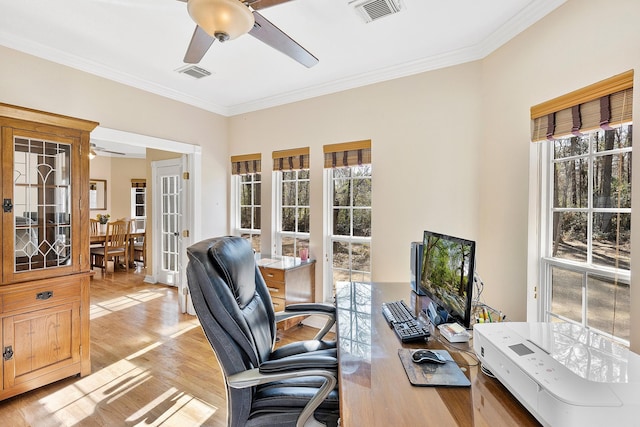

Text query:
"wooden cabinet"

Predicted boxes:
[[258, 257, 315, 330], [0, 103, 97, 400]]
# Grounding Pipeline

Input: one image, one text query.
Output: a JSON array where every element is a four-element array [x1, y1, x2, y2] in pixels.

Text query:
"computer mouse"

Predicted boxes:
[[411, 349, 446, 364]]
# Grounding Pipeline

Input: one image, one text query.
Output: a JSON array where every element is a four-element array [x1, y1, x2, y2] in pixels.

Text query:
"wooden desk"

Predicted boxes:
[[90, 230, 145, 266], [335, 282, 541, 426], [257, 256, 315, 330]]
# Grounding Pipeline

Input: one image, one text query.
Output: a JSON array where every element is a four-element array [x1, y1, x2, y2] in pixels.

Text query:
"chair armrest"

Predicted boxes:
[[275, 303, 336, 340], [258, 353, 337, 374], [228, 366, 337, 427], [284, 303, 335, 315]]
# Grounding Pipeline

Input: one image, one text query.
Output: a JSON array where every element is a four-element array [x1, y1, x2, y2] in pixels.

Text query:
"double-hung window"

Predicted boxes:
[[130, 179, 146, 231], [231, 154, 261, 253], [273, 148, 310, 257], [531, 71, 633, 343], [324, 140, 372, 298]]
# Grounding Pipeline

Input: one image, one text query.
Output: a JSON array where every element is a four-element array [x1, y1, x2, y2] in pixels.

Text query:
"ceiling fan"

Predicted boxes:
[[90, 143, 125, 157], [178, 0, 318, 67]]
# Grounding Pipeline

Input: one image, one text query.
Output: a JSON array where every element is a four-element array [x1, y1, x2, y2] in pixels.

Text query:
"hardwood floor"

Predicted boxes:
[[0, 268, 328, 426]]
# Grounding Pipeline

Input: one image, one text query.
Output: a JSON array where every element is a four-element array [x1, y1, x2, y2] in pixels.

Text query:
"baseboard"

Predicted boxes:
[[143, 275, 156, 284]]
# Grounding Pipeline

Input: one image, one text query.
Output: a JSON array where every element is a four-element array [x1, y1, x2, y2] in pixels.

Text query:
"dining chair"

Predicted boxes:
[[90, 220, 130, 275], [89, 218, 100, 236], [132, 235, 146, 267]]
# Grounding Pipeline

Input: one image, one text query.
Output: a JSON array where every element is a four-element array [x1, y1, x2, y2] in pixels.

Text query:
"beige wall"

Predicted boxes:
[[108, 157, 147, 222], [229, 61, 483, 304], [88, 156, 111, 220]]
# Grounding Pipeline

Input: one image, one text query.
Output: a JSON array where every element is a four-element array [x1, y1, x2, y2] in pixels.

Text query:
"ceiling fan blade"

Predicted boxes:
[[94, 147, 126, 156], [246, 0, 294, 10], [101, 149, 126, 156], [249, 11, 318, 68], [184, 25, 215, 64]]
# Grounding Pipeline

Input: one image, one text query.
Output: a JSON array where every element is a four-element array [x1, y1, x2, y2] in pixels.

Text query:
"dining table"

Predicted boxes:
[[89, 230, 145, 268]]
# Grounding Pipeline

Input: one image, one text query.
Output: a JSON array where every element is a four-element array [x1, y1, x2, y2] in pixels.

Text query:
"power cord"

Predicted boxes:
[[480, 364, 496, 378], [434, 334, 479, 367]]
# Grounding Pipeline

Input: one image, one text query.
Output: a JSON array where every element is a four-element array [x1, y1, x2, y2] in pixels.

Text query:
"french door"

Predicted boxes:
[[151, 159, 189, 312]]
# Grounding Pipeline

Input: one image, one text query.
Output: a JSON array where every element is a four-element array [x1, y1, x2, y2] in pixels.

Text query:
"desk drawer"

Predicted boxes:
[[265, 280, 285, 297], [3, 281, 80, 313], [271, 297, 286, 312], [260, 267, 285, 283]]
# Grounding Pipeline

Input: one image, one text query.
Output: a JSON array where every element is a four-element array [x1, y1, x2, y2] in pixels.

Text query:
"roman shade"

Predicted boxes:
[[323, 140, 371, 168], [272, 147, 309, 171], [131, 179, 146, 188], [530, 70, 633, 142], [231, 153, 261, 175]]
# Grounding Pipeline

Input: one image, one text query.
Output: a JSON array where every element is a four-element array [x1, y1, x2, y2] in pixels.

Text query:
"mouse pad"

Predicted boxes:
[[398, 349, 471, 387]]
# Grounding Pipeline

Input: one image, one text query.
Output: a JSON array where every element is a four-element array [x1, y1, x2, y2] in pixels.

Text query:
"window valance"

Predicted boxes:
[[530, 70, 633, 142], [323, 140, 371, 168], [131, 179, 146, 188], [231, 153, 261, 175], [272, 147, 309, 171]]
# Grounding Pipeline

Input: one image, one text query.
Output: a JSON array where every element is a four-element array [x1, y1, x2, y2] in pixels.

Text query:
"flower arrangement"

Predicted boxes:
[[96, 213, 110, 224]]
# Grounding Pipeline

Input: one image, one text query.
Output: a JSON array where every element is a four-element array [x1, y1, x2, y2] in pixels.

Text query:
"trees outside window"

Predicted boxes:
[[543, 125, 631, 342], [234, 173, 261, 253], [328, 165, 372, 288], [275, 169, 309, 256]]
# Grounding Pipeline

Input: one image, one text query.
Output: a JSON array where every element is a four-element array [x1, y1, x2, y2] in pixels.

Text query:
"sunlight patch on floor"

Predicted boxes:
[[37, 346, 218, 426], [90, 290, 165, 319]]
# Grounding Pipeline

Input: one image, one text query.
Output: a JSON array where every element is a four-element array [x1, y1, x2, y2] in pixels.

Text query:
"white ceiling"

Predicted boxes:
[[0, 0, 566, 119]]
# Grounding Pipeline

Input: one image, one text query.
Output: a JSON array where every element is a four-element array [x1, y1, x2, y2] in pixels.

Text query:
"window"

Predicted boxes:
[[532, 71, 633, 343], [544, 127, 631, 340], [273, 148, 310, 257], [325, 140, 372, 295], [130, 179, 146, 231], [231, 154, 261, 253]]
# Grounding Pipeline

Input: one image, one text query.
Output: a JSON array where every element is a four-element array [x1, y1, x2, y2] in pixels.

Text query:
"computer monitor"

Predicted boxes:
[[419, 230, 475, 328]]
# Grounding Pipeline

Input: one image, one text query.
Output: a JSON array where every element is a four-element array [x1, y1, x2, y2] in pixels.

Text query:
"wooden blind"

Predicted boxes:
[[131, 179, 146, 188], [231, 153, 261, 175], [531, 70, 633, 142], [272, 147, 309, 171], [323, 140, 371, 168]]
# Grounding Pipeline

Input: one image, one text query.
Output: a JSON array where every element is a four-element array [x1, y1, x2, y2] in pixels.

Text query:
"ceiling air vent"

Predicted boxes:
[[349, 0, 404, 23], [176, 65, 212, 79]]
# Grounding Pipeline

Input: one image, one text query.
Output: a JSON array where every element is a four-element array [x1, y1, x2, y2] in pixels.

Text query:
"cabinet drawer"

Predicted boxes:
[[3, 282, 80, 313], [260, 267, 285, 283]]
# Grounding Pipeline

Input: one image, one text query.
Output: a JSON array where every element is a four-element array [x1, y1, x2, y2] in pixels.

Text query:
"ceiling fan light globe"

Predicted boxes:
[[214, 32, 230, 42], [187, 0, 254, 41]]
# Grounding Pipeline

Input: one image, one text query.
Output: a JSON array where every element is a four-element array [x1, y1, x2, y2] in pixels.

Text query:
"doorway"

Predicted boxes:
[[91, 126, 201, 314]]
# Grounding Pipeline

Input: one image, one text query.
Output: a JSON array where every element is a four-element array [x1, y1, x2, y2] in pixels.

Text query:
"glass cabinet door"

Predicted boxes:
[[13, 136, 72, 272]]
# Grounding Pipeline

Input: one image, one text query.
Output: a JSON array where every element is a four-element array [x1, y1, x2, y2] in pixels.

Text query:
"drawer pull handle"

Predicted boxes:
[[36, 291, 54, 300], [3, 346, 13, 361], [267, 287, 280, 293], [266, 273, 274, 278]]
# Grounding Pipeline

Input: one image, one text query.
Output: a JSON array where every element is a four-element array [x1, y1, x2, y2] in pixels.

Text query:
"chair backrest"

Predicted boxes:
[[187, 237, 278, 426], [105, 220, 130, 251], [187, 237, 277, 370], [89, 218, 100, 235]]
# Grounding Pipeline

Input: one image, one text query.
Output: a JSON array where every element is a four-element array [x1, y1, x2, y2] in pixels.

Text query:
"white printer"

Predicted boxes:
[[474, 322, 640, 427]]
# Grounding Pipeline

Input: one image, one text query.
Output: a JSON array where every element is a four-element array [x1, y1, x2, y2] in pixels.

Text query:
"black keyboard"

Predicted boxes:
[[382, 300, 430, 343]]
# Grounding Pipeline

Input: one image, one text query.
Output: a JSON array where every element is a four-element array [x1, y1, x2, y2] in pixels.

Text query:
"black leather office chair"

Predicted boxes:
[[186, 236, 340, 427]]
